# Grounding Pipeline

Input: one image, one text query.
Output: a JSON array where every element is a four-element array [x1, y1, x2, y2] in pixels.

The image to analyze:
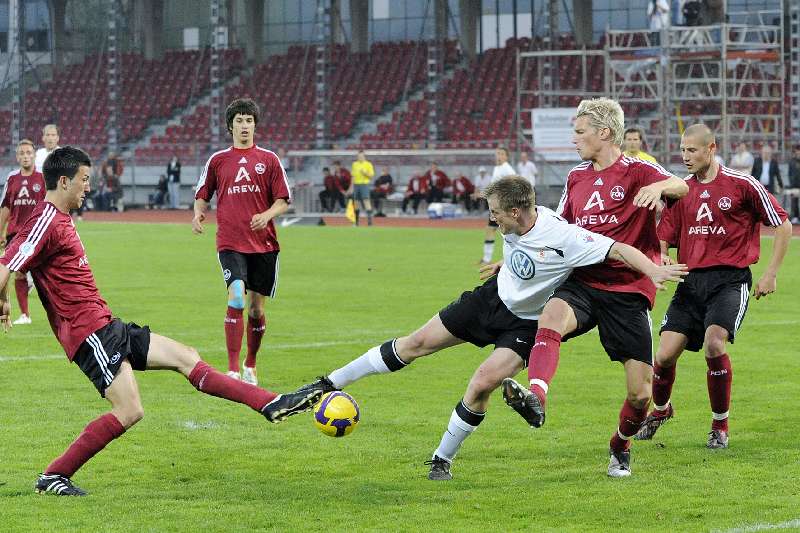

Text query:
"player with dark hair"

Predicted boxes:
[[623, 127, 657, 164], [292, 176, 686, 481], [635, 124, 791, 448], [0, 139, 45, 325], [501, 97, 689, 478], [193, 97, 291, 386], [0, 146, 320, 496]]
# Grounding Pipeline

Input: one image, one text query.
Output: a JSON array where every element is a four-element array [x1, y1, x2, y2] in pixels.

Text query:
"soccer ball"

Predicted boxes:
[[313, 391, 360, 437]]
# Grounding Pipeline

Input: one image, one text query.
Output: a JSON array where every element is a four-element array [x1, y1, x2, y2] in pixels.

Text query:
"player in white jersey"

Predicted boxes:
[[34, 124, 60, 172], [292, 176, 686, 480], [480, 146, 518, 264]]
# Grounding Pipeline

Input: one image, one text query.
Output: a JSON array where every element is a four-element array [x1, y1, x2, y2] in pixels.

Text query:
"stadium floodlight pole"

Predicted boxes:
[[107, 0, 119, 155], [210, 0, 226, 150]]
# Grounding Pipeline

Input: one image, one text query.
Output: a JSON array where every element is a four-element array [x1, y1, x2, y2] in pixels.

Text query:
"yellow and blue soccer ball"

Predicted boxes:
[[313, 391, 360, 437]]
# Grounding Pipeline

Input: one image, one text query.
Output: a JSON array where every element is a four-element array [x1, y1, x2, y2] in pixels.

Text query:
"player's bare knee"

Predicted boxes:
[[704, 332, 728, 358], [115, 403, 144, 428], [628, 391, 650, 409]]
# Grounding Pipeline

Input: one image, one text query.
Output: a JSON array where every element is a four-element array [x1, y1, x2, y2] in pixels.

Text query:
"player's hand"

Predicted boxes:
[[192, 212, 205, 234], [753, 273, 777, 300], [660, 253, 674, 266], [633, 183, 663, 210], [479, 260, 503, 280], [649, 263, 688, 290], [0, 299, 11, 332], [250, 212, 271, 231]]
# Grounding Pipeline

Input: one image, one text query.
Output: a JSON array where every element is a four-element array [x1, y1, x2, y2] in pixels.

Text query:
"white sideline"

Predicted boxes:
[[712, 518, 800, 533]]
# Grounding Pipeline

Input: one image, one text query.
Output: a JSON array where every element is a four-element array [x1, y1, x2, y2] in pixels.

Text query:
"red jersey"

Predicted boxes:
[[557, 155, 673, 306], [425, 170, 451, 190], [0, 170, 46, 236], [453, 176, 475, 195], [658, 166, 787, 270], [0, 202, 113, 360], [406, 175, 430, 194], [335, 168, 351, 190], [195, 146, 291, 254]]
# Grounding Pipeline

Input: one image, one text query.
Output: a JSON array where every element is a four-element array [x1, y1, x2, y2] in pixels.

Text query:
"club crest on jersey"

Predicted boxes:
[[509, 250, 535, 280], [32, 183, 41, 192], [700, 190, 710, 199], [255, 163, 266, 174], [610, 185, 625, 201], [718, 197, 732, 210], [20, 242, 34, 256]]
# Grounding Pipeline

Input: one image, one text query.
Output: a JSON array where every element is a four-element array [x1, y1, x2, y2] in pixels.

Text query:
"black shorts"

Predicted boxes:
[[73, 319, 151, 397], [218, 250, 279, 297], [660, 266, 752, 352], [554, 277, 653, 365], [439, 276, 538, 364]]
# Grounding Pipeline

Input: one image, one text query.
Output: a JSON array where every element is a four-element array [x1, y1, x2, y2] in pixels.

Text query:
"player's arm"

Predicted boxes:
[[192, 198, 210, 234], [607, 242, 687, 290], [479, 260, 503, 280], [0, 206, 9, 248], [0, 264, 12, 331], [634, 174, 689, 210], [250, 198, 289, 231], [753, 218, 792, 300]]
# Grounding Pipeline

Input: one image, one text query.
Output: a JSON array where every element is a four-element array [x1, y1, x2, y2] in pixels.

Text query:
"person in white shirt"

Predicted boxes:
[[481, 146, 517, 264], [34, 124, 60, 172], [290, 176, 686, 481], [471, 166, 491, 211], [648, 0, 670, 31], [729, 142, 754, 175], [516, 151, 538, 187]]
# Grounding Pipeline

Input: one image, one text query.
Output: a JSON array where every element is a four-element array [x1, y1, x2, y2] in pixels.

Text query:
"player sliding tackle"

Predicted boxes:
[[0, 147, 321, 496], [292, 175, 686, 481]]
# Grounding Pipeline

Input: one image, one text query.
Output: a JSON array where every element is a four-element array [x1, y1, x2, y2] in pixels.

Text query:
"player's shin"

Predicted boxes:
[[188, 360, 277, 411], [45, 413, 125, 478], [327, 339, 407, 388], [432, 399, 485, 462], [527, 328, 562, 406], [224, 306, 244, 373], [244, 315, 266, 368], [652, 363, 676, 412], [706, 354, 732, 432]]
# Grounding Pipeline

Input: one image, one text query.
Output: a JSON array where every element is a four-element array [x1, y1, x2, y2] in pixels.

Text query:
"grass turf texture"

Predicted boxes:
[[0, 222, 798, 532]]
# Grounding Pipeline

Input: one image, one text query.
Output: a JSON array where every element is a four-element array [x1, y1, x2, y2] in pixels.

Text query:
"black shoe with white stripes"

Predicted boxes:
[[261, 388, 323, 423], [35, 473, 88, 496]]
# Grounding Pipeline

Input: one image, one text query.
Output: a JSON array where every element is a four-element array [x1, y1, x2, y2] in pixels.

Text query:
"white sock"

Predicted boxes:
[[328, 345, 390, 388], [433, 400, 485, 462], [482, 240, 494, 263]]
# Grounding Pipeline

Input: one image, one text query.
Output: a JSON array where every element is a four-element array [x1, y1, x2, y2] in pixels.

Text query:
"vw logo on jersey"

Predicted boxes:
[[255, 162, 266, 174], [509, 250, 535, 280], [718, 196, 732, 210], [610, 185, 625, 201]]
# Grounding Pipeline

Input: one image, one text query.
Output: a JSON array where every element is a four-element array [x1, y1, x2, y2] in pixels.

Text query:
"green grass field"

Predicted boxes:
[[0, 222, 798, 532]]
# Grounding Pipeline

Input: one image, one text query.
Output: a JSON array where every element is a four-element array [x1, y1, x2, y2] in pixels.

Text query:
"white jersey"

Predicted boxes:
[[473, 173, 491, 193], [35, 147, 58, 172], [517, 160, 538, 187], [492, 162, 516, 182], [497, 206, 615, 320]]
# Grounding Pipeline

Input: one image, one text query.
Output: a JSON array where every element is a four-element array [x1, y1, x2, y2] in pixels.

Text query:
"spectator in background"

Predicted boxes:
[[786, 145, 800, 224], [425, 163, 451, 204], [729, 142, 754, 175], [623, 127, 657, 163], [349, 150, 376, 226], [167, 155, 181, 209], [452, 172, 475, 212], [516, 151, 538, 187], [403, 173, 429, 214], [648, 0, 671, 32], [34, 124, 60, 172], [319, 166, 345, 213], [472, 166, 491, 211], [371, 167, 394, 217], [333, 160, 352, 198], [752, 144, 782, 195], [150, 175, 168, 209]]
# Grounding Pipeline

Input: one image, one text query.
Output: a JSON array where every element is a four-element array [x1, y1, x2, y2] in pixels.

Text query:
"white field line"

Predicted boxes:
[[712, 518, 800, 533]]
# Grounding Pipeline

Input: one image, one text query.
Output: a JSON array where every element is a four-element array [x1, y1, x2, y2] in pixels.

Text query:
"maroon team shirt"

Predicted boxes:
[[195, 145, 291, 253], [658, 166, 787, 270], [0, 170, 46, 236], [0, 202, 113, 360], [557, 155, 674, 307]]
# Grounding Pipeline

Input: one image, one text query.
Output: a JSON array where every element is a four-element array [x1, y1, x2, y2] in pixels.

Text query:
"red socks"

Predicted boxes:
[[527, 328, 562, 407], [706, 354, 732, 432], [244, 315, 266, 369], [610, 399, 648, 453], [224, 307, 244, 372], [14, 277, 29, 316], [188, 361, 276, 411], [45, 413, 125, 478], [652, 363, 676, 411]]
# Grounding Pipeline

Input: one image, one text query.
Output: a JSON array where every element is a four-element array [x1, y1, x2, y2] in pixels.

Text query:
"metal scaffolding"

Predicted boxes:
[[315, 0, 330, 149], [789, 3, 800, 142], [107, 0, 119, 154], [425, 18, 442, 145], [8, 0, 23, 148], [210, 0, 226, 149]]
